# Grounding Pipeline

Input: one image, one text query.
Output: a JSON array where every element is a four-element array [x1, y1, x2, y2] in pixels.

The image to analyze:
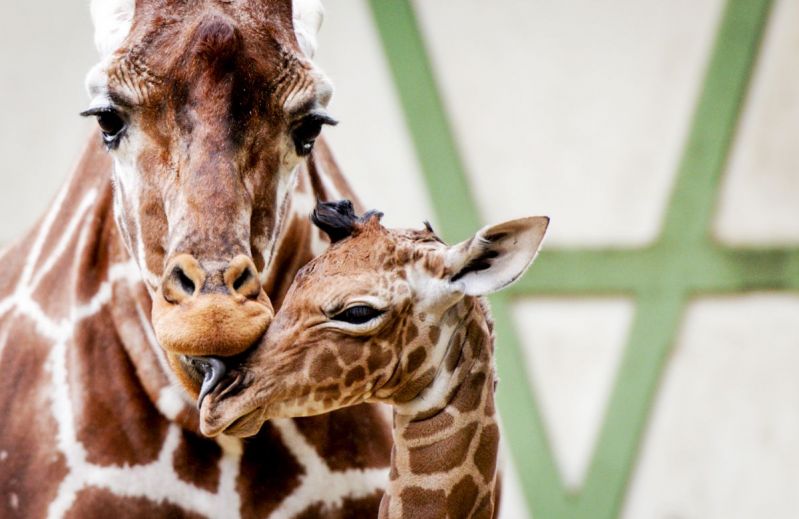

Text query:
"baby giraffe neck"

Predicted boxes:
[[380, 298, 500, 519]]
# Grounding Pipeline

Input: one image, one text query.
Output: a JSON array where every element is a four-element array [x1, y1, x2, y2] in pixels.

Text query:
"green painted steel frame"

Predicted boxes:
[[368, 0, 791, 517]]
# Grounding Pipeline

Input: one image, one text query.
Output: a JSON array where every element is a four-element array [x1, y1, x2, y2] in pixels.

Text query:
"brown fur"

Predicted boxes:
[[65, 489, 207, 519], [0, 133, 391, 517], [201, 216, 507, 518], [0, 1, 395, 509]]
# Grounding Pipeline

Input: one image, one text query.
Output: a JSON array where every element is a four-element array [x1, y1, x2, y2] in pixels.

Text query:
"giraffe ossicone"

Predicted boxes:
[[201, 200, 550, 518]]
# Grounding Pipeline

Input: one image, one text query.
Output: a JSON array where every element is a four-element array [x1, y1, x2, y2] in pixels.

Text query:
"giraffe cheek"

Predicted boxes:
[[308, 350, 343, 383]]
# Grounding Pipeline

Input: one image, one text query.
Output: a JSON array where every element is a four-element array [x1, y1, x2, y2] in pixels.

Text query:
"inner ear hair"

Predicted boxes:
[[451, 241, 499, 282], [311, 199, 383, 243]]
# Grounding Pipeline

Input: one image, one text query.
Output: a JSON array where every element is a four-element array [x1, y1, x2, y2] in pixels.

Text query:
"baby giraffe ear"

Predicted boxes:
[[445, 216, 549, 296]]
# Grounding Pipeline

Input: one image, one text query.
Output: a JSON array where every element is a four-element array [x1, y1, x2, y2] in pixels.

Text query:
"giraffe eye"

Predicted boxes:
[[332, 305, 384, 325], [291, 111, 338, 156], [80, 107, 127, 148]]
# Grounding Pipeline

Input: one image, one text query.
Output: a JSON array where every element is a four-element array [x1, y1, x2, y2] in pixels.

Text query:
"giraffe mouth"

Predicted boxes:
[[199, 376, 305, 437], [182, 356, 228, 409], [221, 408, 264, 437]]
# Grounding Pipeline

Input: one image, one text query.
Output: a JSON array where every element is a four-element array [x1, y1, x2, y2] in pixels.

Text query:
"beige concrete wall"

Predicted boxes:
[[0, 2, 95, 244]]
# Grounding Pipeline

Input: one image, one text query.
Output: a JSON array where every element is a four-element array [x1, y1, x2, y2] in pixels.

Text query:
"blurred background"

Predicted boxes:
[[1, 0, 797, 518]]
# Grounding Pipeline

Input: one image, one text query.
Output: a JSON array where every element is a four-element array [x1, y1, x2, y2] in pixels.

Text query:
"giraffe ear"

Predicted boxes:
[[445, 216, 549, 296]]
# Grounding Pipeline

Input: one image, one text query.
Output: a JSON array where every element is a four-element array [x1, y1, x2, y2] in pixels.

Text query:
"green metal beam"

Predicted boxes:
[[576, 289, 684, 518], [368, 0, 776, 517], [367, 0, 480, 243], [508, 246, 799, 295], [660, 0, 774, 245], [490, 294, 570, 517]]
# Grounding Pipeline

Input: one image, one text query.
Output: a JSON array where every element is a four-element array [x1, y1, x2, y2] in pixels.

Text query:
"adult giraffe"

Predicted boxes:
[[0, 0, 392, 517]]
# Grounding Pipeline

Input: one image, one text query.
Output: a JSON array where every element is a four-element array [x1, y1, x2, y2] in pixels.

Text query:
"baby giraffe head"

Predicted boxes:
[[200, 200, 548, 437]]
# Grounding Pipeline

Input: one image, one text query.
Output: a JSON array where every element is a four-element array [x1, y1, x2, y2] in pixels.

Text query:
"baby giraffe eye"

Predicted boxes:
[[331, 305, 384, 325]]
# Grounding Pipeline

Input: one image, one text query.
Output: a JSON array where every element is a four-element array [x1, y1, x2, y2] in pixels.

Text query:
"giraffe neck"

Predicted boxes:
[[381, 298, 500, 519]]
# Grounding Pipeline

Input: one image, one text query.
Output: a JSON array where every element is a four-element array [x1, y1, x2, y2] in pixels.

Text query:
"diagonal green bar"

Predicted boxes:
[[576, 1, 773, 517], [659, 0, 773, 244], [490, 294, 570, 517], [366, 0, 480, 243], [575, 290, 685, 518], [368, 0, 777, 518], [366, 0, 571, 513]]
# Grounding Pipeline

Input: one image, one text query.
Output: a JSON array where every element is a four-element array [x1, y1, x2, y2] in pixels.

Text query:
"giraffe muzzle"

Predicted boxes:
[[151, 254, 274, 358]]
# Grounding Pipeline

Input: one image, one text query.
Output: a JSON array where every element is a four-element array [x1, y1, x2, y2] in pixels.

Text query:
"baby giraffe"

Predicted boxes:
[[200, 200, 548, 518]]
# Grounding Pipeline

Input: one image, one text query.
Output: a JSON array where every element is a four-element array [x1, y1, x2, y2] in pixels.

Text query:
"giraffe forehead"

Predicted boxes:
[[90, 0, 319, 114], [290, 234, 450, 311]]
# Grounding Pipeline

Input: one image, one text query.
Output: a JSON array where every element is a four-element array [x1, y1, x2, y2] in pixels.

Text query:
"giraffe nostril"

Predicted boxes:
[[161, 254, 205, 304], [232, 267, 252, 292], [224, 255, 261, 299], [175, 266, 196, 295]]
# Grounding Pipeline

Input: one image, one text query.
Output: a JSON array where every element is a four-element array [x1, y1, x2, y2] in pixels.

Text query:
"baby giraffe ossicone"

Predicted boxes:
[[200, 200, 549, 518]]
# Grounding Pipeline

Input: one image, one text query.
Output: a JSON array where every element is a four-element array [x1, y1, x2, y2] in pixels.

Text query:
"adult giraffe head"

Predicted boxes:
[[83, 0, 333, 394]]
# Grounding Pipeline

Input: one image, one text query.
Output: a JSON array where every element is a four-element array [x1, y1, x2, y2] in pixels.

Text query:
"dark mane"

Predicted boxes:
[[311, 199, 382, 243]]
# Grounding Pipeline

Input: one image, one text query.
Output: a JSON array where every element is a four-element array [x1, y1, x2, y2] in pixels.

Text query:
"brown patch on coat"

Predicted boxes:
[[0, 319, 68, 519], [400, 486, 447, 517], [30, 240, 80, 321], [448, 475, 479, 518], [338, 341, 365, 364], [405, 346, 427, 373], [402, 411, 455, 441], [309, 350, 343, 382], [403, 321, 418, 344], [474, 423, 500, 484], [452, 371, 487, 413], [236, 422, 304, 518], [34, 167, 116, 321], [344, 365, 366, 387], [445, 331, 465, 372], [367, 346, 392, 371], [30, 139, 109, 275], [391, 366, 435, 403], [71, 313, 169, 466], [408, 422, 478, 474], [172, 429, 222, 492], [64, 488, 207, 519], [427, 325, 441, 345], [315, 382, 340, 398], [294, 405, 392, 471]]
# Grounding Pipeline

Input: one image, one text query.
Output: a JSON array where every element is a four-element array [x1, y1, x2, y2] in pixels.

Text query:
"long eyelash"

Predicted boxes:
[[80, 107, 115, 117]]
